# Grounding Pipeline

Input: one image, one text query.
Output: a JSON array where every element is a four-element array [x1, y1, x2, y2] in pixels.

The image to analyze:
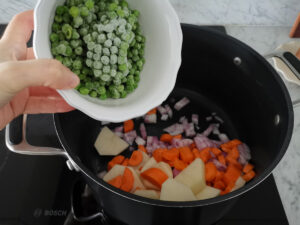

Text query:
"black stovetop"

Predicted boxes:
[[0, 24, 289, 225]]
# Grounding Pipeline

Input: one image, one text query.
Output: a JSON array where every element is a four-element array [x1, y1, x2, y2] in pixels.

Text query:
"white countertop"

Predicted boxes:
[[0, 0, 300, 225]]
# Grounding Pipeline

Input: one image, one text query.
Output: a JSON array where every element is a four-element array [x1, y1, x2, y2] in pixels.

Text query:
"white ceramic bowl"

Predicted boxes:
[[33, 0, 182, 122]]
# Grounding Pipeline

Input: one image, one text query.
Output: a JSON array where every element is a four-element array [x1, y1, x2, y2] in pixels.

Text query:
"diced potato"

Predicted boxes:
[[154, 162, 173, 178], [160, 179, 197, 201], [103, 165, 125, 182], [141, 178, 160, 190], [196, 186, 221, 200], [134, 189, 160, 199], [174, 158, 205, 194], [231, 176, 246, 192], [128, 167, 145, 192], [141, 157, 157, 173], [94, 127, 129, 156]]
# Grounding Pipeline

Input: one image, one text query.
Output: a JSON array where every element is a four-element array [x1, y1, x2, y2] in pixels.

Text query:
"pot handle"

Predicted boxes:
[[70, 177, 110, 224], [5, 114, 67, 156], [264, 51, 300, 108]]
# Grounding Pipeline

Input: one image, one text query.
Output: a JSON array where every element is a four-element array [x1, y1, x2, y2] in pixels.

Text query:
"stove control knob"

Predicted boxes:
[[66, 159, 80, 172]]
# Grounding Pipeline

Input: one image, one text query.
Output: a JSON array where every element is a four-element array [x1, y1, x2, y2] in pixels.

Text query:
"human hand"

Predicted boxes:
[[0, 10, 80, 130]]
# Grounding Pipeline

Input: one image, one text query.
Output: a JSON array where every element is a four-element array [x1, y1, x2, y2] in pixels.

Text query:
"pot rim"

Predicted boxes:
[[53, 24, 294, 208]]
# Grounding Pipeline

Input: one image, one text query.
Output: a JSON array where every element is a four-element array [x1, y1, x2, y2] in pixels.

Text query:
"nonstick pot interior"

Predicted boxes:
[[54, 25, 293, 208]]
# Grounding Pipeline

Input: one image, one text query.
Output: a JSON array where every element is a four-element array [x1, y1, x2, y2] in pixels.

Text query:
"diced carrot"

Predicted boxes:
[[108, 175, 122, 188], [179, 147, 194, 163], [227, 147, 239, 160], [108, 155, 125, 170], [242, 170, 256, 182], [173, 158, 188, 171], [160, 134, 173, 143], [120, 168, 134, 192], [243, 163, 254, 174], [173, 134, 182, 139], [128, 151, 143, 166], [223, 164, 241, 186], [121, 158, 129, 166], [214, 180, 226, 190], [220, 182, 235, 195], [138, 145, 147, 153], [205, 162, 218, 182], [152, 148, 167, 162], [162, 148, 179, 162], [220, 139, 242, 152], [215, 170, 225, 182], [147, 108, 157, 115], [218, 154, 226, 165], [124, 120, 134, 133], [199, 148, 211, 163], [190, 142, 196, 149], [226, 157, 243, 170], [211, 148, 222, 156], [141, 168, 169, 188], [192, 148, 201, 158]]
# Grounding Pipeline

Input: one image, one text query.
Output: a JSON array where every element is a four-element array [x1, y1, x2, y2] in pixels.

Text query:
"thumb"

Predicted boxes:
[[0, 59, 79, 94]]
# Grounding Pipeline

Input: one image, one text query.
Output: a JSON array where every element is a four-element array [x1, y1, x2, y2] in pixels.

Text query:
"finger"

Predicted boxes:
[[26, 47, 35, 60], [1, 10, 34, 45], [0, 59, 80, 94], [29, 86, 61, 97], [24, 96, 75, 114]]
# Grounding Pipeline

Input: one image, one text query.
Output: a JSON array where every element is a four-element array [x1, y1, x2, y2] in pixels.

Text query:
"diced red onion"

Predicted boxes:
[[214, 115, 224, 124], [179, 116, 187, 123], [211, 158, 227, 171], [101, 121, 110, 125], [173, 168, 181, 177], [114, 126, 123, 133], [140, 123, 147, 140], [192, 114, 199, 125], [171, 138, 193, 148], [218, 133, 229, 143], [161, 114, 168, 121], [238, 143, 251, 165], [212, 140, 222, 147], [164, 123, 184, 136], [123, 130, 137, 145], [115, 132, 124, 138], [174, 97, 190, 111], [135, 136, 146, 145], [212, 126, 220, 135], [206, 116, 213, 121], [202, 124, 219, 137], [165, 104, 173, 118], [194, 135, 217, 150], [185, 123, 196, 137], [146, 136, 160, 154], [157, 106, 167, 115], [144, 114, 157, 124]]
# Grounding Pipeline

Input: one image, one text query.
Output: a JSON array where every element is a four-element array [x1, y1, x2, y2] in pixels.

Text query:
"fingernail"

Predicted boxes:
[[69, 73, 80, 88]]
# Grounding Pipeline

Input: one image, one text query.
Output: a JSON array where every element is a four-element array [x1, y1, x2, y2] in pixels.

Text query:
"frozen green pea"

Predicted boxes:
[[117, 8, 125, 18], [86, 59, 93, 67], [51, 47, 58, 55], [94, 44, 102, 54], [50, 33, 59, 43], [132, 55, 139, 62], [134, 75, 140, 82], [73, 59, 82, 69], [126, 84, 134, 93], [136, 35, 143, 43], [62, 24, 73, 39], [104, 39, 112, 48], [132, 49, 139, 56], [56, 5, 67, 15], [97, 34, 106, 44], [63, 13, 71, 23], [90, 91, 97, 98], [101, 74, 110, 81], [80, 27, 88, 36], [114, 37, 121, 46], [101, 15, 107, 22], [87, 51, 93, 58], [108, 11, 117, 19], [93, 53, 101, 61], [79, 87, 90, 95], [103, 65, 110, 74], [56, 44, 67, 55], [72, 30, 80, 39], [117, 84, 124, 92], [101, 56, 110, 65], [74, 16, 83, 28], [110, 54, 118, 64], [80, 6, 89, 17], [55, 55, 63, 63], [52, 23, 60, 32], [82, 67, 90, 75], [126, 23, 132, 31], [72, 69, 80, 76], [120, 90, 127, 98], [93, 61, 103, 69], [119, 63, 127, 72], [118, 56, 126, 64], [121, 32, 130, 42], [121, 77, 127, 83], [120, 42, 129, 50], [119, 49, 127, 57], [134, 70, 140, 76], [97, 86, 106, 95], [63, 57, 72, 67], [55, 15, 63, 23], [69, 6, 80, 18], [75, 46, 83, 55], [94, 69, 102, 77], [110, 69, 117, 77], [100, 93, 107, 100], [87, 42, 96, 50], [102, 48, 110, 56], [85, 0, 94, 9], [70, 40, 80, 48], [58, 32, 65, 41], [137, 60, 143, 68], [107, 33, 114, 40], [118, 25, 126, 34], [86, 14, 93, 23], [129, 68, 135, 75], [110, 46, 118, 54]]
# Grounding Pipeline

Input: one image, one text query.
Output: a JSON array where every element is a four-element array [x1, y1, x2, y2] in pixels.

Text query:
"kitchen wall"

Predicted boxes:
[[0, 0, 299, 26]]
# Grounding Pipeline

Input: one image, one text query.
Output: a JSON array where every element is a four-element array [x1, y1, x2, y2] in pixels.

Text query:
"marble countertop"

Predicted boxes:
[[0, 0, 299, 225]]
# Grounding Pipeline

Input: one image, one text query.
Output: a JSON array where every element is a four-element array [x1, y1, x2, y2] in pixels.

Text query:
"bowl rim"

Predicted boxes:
[[33, 0, 183, 122]]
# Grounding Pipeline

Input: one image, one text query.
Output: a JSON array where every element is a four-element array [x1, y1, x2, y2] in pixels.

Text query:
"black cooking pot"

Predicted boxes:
[[6, 24, 295, 225]]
